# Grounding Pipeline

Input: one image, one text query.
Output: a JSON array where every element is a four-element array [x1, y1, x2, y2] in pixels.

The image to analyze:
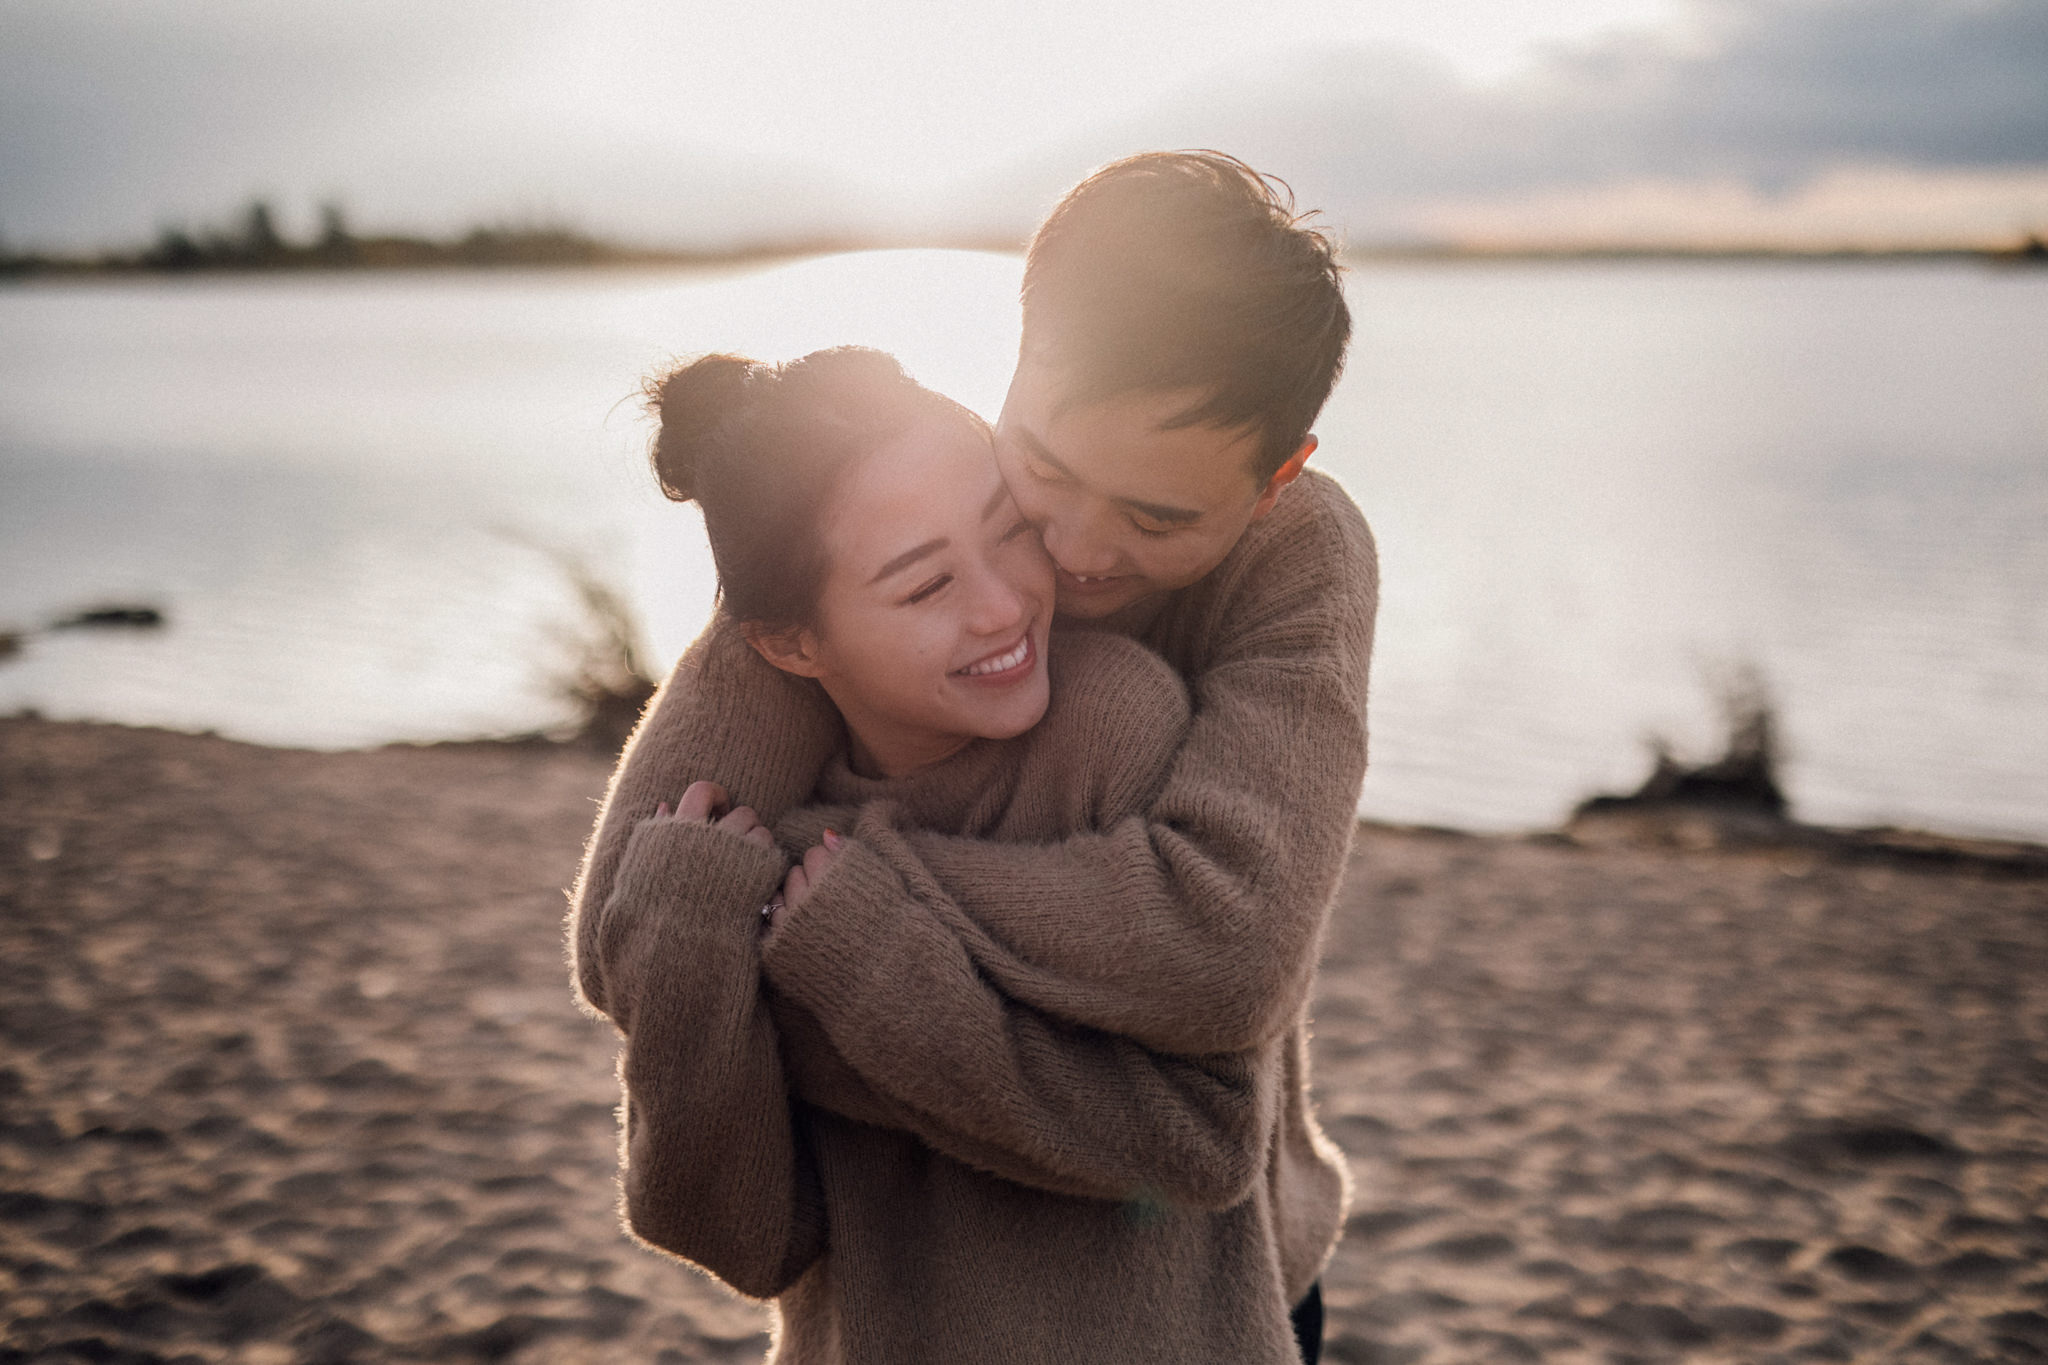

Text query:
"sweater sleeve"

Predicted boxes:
[[590, 815, 827, 1300], [570, 609, 842, 1020], [761, 830, 1277, 1213], [782, 478, 1378, 1055], [758, 633, 1273, 1212]]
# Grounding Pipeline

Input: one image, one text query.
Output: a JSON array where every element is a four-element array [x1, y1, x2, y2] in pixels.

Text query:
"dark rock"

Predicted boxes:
[[51, 606, 166, 631]]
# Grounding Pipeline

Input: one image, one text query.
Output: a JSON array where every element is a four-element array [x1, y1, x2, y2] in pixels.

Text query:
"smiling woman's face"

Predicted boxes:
[[774, 412, 1054, 778]]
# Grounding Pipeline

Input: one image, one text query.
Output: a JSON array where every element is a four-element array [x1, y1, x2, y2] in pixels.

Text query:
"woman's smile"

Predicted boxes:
[[955, 632, 1036, 681]]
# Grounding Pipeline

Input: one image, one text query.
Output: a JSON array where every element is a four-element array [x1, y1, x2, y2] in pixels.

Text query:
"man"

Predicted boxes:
[[573, 151, 1377, 1362]]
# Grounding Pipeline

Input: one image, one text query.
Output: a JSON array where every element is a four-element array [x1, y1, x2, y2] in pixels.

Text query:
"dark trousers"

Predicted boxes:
[[1291, 1282, 1324, 1365]]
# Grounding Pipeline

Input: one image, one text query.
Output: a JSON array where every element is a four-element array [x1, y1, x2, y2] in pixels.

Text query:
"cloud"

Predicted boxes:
[[0, 0, 884, 248], [965, 0, 2048, 243], [1504, 0, 2048, 185], [2, 0, 2042, 249]]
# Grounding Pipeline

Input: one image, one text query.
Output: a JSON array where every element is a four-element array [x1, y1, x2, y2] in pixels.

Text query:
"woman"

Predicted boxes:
[[571, 347, 1336, 1363]]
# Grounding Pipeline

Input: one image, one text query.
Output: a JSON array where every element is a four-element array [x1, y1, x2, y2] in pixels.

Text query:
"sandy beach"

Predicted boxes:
[[2, 716, 2043, 1363]]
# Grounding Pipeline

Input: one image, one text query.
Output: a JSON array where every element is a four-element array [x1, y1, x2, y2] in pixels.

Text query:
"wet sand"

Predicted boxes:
[[2, 718, 2043, 1363]]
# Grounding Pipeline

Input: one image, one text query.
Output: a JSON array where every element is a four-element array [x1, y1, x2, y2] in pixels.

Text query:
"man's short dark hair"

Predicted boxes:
[[1021, 150, 1351, 481]]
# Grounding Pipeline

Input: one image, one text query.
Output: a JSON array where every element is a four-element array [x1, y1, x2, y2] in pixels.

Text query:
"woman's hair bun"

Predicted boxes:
[[645, 352, 760, 503]]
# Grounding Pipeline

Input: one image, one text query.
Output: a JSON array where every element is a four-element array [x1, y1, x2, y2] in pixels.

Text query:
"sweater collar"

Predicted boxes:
[[815, 732, 1019, 831]]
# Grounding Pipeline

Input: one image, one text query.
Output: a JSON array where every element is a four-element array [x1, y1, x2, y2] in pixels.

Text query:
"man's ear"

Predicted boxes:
[[1250, 436, 1315, 522], [742, 620, 827, 678]]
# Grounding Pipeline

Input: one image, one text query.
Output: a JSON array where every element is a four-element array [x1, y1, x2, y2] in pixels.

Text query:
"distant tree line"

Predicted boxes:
[[0, 199, 885, 277]]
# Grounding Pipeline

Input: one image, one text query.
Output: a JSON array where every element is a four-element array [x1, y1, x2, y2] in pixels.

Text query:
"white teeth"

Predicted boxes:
[[961, 639, 1029, 676]]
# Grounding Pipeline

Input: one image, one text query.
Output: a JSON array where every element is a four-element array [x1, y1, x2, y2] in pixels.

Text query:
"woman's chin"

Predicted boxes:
[[966, 679, 1051, 741]]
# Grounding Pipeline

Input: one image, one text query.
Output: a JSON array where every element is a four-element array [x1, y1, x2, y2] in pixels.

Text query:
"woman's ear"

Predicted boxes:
[[743, 621, 827, 678]]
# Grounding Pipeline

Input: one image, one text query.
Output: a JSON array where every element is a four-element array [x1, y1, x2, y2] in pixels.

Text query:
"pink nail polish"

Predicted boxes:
[[822, 829, 843, 851]]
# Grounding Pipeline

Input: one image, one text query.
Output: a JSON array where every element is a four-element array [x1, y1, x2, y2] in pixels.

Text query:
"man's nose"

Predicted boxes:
[[1040, 510, 1118, 577]]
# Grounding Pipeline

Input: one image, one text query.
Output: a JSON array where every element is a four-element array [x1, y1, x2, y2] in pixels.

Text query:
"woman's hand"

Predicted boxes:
[[657, 780, 774, 851], [776, 829, 845, 928]]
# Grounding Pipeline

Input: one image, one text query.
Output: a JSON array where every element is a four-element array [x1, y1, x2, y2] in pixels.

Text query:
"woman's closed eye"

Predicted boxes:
[[903, 574, 953, 605]]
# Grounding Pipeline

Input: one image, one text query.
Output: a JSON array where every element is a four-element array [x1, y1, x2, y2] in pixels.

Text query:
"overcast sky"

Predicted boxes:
[[3, 0, 2044, 250]]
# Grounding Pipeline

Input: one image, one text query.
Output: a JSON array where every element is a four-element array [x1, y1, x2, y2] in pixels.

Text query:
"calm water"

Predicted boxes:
[[3, 254, 2044, 840]]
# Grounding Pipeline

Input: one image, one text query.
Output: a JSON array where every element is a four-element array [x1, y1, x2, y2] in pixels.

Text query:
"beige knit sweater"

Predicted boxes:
[[572, 469, 1379, 1359], [590, 633, 1319, 1362]]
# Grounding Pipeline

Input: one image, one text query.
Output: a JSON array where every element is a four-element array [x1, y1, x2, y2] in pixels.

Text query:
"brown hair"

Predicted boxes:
[[1021, 150, 1350, 479], [645, 346, 984, 630]]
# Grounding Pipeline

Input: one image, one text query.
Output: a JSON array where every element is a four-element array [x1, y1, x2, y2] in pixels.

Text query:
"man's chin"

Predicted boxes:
[[1054, 582, 1150, 620]]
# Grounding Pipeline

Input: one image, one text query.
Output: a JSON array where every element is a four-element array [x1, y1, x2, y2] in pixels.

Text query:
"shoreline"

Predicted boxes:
[[4, 715, 2044, 1362], [23, 712, 2048, 872], [6, 241, 2045, 284]]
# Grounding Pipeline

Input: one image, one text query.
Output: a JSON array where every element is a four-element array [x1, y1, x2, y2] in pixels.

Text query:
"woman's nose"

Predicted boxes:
[[966, 567, 1028, 634]]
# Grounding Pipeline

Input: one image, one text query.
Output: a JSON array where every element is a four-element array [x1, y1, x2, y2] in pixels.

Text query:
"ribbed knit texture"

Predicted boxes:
[[569, 469, 1379, 1362]]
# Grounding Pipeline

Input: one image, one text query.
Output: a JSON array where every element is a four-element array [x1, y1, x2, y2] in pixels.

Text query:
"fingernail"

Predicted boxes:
[[655, 801, 670, 818], [822, 829, 842, 851]]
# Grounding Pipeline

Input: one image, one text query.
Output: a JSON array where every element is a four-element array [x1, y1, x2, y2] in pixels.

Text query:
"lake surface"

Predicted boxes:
[[3, 254, 2044, 840]]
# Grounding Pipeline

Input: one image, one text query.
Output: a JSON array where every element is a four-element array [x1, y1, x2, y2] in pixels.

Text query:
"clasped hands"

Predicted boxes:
[[654, 780, 842, 932]]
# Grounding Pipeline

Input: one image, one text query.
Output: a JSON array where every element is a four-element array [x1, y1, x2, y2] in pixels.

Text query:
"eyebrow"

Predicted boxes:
[[866, 483, 1012, 587], [1010, 424, 1204, 525], [869, 538, 947, 585]]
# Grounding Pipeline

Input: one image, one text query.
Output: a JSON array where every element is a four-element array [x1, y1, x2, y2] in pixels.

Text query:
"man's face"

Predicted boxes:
[[994, 356, 1280, 621]]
